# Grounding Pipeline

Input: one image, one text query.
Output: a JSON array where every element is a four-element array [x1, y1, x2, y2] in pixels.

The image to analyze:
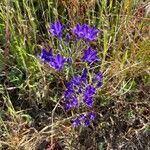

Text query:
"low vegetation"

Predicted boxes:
[[0, 0, 149, 149]]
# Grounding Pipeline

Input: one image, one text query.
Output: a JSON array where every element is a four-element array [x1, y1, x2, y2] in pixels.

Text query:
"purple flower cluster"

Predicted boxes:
[[48, 21, 64, 38], [48, 21, 99, 41], [38, 20, 102, 127], [39, 21, 100, 71], [64, 67, 103, 126], [64, 69, 103, 110], [73, 23, 99, 41], [82, 47, 99, 63], [72, 112, 96, 127], [39, 46, 99, 71], [39, 48, 66, 71]]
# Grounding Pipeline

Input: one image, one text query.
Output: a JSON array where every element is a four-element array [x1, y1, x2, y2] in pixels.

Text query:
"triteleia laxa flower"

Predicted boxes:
[[95, 72, 103, 81], [73, 23, 99, 41], [64, 103, 72, 111], [49, 20, 64, 38], [64, 68, 103, 111], [65, 96, 79, 111], [81, 68, 88, 82], [49, 54, 66, 71], [64, 88, 74, 98], [84, 119, 90, 126], [79, 114, 86, 121], [72, 117, 81, 127], [82, 47, 98, 63], [71, 112, 96, 127], [85, 25, 99, 41], [70, 76, 82, 87], [39, 48, 53, 62], [88, 112, 96, 120], [70, 97, 79, 107], [84, 85, 96, 97], [72, 23, 85, 39], [83, 96, 93, 107], [64, 96, 79, 111], [94, 72, 103, 88]]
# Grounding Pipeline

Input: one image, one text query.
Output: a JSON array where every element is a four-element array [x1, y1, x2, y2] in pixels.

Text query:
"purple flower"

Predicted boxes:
[[82, 47, 98, 63], [64, 89, 74, 98], [84, 119, 90, 126], [70, 76, 81, 87], [73, 24, 99, 41], [72, 117, 81, 127], [81, 68, 88, 82], [95, 72, 103, 88], [39, 48, 53, 62], [70, 97, 79, 107], [49, 21, 64, 38], [83, 96, 93, 107], [85, 85, 96, 97], [95, 72, 103, 81], [96, 82, 102, 88], [85, 26, 99, 41], [64, 103, 71, 111], [72, 23, 85, 39], [49, 54, 66, 71], [64, 97, 78, 111], [79, 114, 86, 121], [88, 112, 96, 120], [66, 82, 73, 91], [71, 112, 96, 127]]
